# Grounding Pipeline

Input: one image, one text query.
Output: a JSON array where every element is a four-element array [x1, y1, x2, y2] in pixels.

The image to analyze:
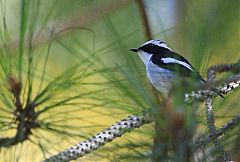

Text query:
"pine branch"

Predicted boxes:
[[205, 98, 232, 162], [184, 75, 240, 101], [185, 59, 240, 101], [202, 60, 240, 162], [43, 114, 152, 162], [195, 115, 240, 149]]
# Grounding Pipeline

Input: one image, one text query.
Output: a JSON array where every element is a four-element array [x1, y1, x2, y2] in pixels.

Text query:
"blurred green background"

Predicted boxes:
[[0, 0, 239, 161]]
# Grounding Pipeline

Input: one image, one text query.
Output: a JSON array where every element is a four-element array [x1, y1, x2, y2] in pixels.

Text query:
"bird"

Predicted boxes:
[[130, 39, 222, 98]]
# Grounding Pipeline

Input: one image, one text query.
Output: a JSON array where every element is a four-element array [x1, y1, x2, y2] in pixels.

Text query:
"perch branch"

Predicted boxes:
[[184, 74, 240, 102]]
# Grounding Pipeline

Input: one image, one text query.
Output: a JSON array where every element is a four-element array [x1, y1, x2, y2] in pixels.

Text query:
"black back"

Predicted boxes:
[[139, 43, 205, 82]]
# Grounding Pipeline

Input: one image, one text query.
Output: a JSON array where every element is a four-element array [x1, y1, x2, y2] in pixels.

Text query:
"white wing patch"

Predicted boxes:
[[161, 57, 193, 71]]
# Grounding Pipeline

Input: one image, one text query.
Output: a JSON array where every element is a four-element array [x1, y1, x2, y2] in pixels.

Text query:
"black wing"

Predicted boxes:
[[139, 43, 205, 82], [150, 51, 205, 83]]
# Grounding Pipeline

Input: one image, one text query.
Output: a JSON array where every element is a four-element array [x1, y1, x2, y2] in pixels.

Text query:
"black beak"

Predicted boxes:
[[130, 48, 139, 52]]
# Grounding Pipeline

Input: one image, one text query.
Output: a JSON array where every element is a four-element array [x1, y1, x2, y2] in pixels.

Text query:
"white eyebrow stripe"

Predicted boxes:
[[161, 57, 193, 71], [141, 40, 173, 51], [156, 43, 172, 51]]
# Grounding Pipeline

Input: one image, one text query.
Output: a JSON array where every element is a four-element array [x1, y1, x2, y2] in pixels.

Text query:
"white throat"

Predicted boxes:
[[138, 51, 153, 65]]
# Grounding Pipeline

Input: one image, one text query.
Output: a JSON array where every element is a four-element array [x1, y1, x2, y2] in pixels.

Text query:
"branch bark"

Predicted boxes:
[[195, 115, 240, 149], [43, 114, 152, 162]]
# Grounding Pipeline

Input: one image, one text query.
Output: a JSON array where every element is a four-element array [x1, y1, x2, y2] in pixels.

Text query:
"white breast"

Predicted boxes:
[[137, 51, 153, 65], [137, 50, 175, 96], [146, 59, 176, 96]]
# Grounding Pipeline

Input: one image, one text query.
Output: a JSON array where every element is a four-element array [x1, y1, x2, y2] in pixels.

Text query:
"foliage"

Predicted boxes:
[[0, 0, 239, 161]]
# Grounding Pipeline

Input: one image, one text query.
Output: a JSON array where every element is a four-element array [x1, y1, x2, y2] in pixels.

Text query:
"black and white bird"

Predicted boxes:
[[130, 39, 213, 97]]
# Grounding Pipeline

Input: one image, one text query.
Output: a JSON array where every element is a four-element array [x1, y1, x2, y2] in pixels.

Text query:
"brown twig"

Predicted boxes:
[[135, 1, 170, 161], [136, 0, 152, 39], [0, 76, 39, 147]]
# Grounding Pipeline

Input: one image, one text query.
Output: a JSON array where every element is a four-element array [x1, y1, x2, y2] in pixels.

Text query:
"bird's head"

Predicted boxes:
[[130, 39, 172, 65]]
